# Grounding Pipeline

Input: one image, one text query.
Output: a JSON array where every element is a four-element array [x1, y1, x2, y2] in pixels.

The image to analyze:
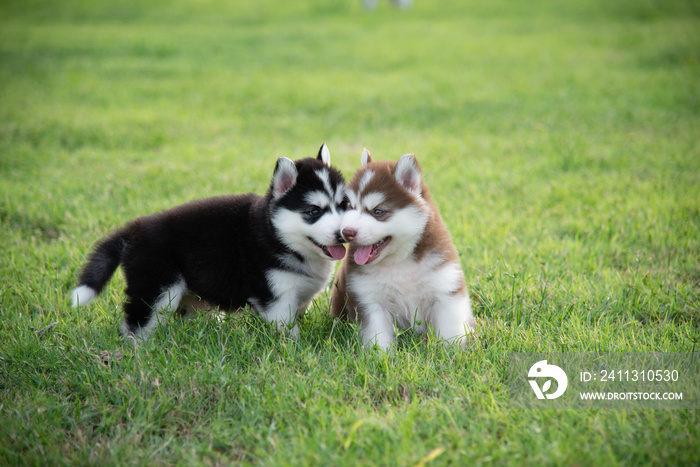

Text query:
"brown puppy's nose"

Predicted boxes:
[[342, 227, 357, 242]]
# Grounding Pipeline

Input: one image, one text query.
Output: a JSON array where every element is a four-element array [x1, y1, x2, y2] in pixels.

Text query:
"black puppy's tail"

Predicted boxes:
[[71, 228, 128, 308]]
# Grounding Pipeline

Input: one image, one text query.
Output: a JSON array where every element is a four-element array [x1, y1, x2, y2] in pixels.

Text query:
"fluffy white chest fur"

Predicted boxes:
[[348, 253, 463, 330], [265, 259, 334, 309]]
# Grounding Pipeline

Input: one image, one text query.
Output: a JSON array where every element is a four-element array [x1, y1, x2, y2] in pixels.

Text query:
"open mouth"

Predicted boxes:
[[309, 237, 346, 260], [353, 237, 391, 265]]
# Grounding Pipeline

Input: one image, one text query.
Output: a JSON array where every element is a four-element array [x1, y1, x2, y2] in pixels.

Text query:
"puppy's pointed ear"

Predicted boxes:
[[361, 148, 372, 167], [317, 143, 331, 166], [394, 153, 422, 195], [272, 157, 298, 199]]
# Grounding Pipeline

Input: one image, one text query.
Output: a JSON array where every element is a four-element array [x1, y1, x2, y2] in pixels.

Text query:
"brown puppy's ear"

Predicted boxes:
[[317, 143, 331, 166], [394, 153, 421, 195], [271, 157, 298, 199], [361, 148, 373, 167]]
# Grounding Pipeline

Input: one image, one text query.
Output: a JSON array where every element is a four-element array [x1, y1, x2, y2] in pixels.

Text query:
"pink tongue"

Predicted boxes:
[[327, 244, 346, 260], [354, 245, 373, 265]]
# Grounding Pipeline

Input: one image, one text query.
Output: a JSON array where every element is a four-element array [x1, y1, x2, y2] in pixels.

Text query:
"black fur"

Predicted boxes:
[[74, 149, 346, 338]]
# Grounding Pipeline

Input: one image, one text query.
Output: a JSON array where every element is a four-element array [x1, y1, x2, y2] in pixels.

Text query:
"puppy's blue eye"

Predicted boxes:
[[373, 208, 384, 217]]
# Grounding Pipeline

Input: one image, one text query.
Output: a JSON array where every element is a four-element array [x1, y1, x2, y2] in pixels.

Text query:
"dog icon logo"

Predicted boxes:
[[528, 360, 568, 400]]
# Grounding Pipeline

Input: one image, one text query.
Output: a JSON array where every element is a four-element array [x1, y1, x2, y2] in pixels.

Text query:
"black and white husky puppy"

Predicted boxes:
[[331, 149, 475, 350], [71, 144, 348, 342]]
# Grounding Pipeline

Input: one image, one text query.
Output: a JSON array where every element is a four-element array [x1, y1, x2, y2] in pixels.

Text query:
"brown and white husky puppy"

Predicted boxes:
[[330, 149, 475, 350], [72, 144, 348, 342]]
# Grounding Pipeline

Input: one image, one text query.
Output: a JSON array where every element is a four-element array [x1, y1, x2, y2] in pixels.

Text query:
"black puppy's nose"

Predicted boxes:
[[335, 231, 346, 244], [342, 227, 357, 242]]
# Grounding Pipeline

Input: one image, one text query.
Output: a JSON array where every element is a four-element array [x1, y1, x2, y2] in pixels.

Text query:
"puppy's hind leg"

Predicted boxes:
[[121, 277, 187, 343], [429, 293, 475, 348]]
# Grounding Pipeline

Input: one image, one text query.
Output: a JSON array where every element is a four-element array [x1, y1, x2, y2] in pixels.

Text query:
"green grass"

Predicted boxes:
[[1, 0, 699, 464]]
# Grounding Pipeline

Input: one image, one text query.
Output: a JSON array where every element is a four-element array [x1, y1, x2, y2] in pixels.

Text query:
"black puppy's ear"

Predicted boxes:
[[272, 157, 298, 199], [317, 143, 331, 166]]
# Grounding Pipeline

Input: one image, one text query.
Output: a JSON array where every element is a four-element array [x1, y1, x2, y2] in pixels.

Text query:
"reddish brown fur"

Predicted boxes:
[[331, 155, 465, 321], [359, 160, 417, 210]]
